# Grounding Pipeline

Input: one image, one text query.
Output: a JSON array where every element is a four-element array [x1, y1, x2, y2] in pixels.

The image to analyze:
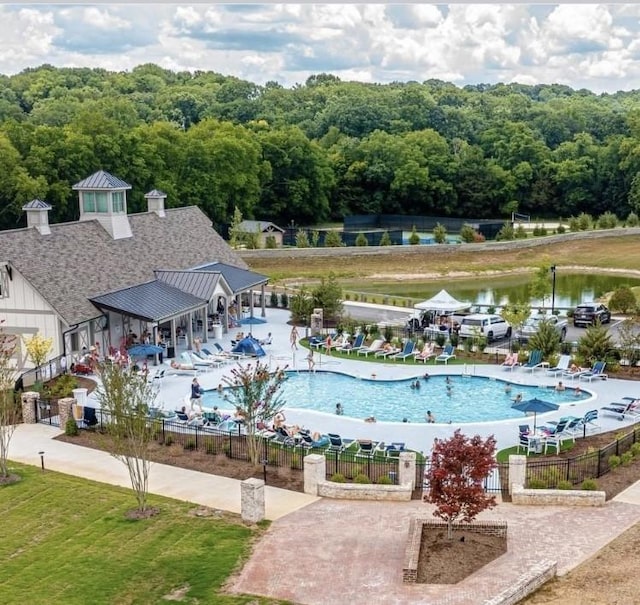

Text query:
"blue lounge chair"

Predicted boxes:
[[355, 439, 379, 457], [326, 433, 348, 453], [435, 344, 456, 364], [521, 349, 543, 373], [578, 361, 607, 382], [338, 333, 365, 354], [391, 341, 415, 362]]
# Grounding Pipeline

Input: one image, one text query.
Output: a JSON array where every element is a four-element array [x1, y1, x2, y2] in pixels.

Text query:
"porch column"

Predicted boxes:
[[170, 319, 176, 358], [261, 284, 266, 317], [249, 289, 255, 319], [236, 294, 242, 324], [202, 305, 209, 343], [187, 312, 194, 350]]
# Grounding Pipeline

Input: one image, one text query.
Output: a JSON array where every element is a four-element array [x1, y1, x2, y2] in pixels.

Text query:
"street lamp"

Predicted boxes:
[[289, 219, 295, 247], [550, 265, 557, 315]]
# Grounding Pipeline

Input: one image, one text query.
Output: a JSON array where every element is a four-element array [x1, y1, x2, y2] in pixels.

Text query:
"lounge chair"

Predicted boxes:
[[575, 409, 600, 434], [414, 342, 435, 363], [355, 439, 379, 457], [357, 339, 384, 357], [578, 361, 607, 382], [501, 352, 520, 371], [546, 354, 571, 376], [338, 333, 365, 354], [190, 351, 223, 368], [521, 349, 543, 373], [391, 341, 415, 361], [385, 442, 406, 458], [326, 433, 352, 453], [201, 347, 231, 364], [601, 399, 640, 420], [311, 332, 336, 350], [435, 344, 456, 364], [375, 343, 400, 358], [298, 431, 330, 449]]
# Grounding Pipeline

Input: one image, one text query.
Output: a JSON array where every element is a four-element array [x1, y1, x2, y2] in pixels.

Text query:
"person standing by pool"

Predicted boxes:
[[190, 377, 203, 411], [306, 349, 316, 372], [426, 410, 436, 423], [290, 325, 299, 350]]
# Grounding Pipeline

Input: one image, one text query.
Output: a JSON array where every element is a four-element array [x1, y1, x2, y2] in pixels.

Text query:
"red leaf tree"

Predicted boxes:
[[424, 429, 498, 539]]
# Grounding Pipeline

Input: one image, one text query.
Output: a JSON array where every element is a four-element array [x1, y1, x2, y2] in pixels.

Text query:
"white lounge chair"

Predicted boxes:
[[357, 339, 384, 357]]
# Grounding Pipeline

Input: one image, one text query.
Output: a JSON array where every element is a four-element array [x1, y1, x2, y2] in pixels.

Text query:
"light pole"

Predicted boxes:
[[550, 265, 557, 315], [289, 219, 295, 247]]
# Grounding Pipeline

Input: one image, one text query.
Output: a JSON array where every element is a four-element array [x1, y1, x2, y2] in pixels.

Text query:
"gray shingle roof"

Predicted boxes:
[[72, 170, 131, 190], [90, 280, 206, 323], [0, 206, 249, 326], [194, 262, 268, 292], [155, 270, 223, 301]]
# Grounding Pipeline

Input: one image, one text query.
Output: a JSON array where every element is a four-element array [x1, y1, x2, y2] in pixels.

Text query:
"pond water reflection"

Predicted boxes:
[[345, 273, 640, 310]]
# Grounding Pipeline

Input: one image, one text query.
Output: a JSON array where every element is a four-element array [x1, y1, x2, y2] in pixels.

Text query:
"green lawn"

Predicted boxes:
[[0, 463, 287, 605]]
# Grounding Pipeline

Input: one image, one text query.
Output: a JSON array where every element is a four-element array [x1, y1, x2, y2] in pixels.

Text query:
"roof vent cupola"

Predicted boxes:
[[22, 199, 52, 235], [144, 189, 167, 217]]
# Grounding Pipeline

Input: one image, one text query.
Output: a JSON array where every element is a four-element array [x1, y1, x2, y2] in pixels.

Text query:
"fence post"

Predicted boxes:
[[508, 454, 527, 493], [303, 454, 325, 495], [20, 391, 40, 424], [58, 397, 74, 429], [398, 452, 416, 489]]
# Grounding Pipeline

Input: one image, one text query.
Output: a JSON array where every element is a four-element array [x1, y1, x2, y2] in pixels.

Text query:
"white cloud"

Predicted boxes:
[[1, 4, 640, 93]]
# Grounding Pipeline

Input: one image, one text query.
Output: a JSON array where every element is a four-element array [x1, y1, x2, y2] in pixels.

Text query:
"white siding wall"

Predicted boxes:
[[0, 266, 63, 369]]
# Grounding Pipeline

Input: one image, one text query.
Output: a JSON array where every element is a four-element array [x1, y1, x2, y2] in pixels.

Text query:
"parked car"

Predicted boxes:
[[515, 315, 568, 343], [572, 302, 611, 327], [459, 313, 511, 343]]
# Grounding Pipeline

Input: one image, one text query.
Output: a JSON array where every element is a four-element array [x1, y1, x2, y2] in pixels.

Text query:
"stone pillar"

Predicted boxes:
[[398, 451, 416, 489], [58, 397, 75, 430], [303, 453, 326, 496], [241, 477, 265, 524], [21, 391, 40, 424], [509, 454, 527, 494]]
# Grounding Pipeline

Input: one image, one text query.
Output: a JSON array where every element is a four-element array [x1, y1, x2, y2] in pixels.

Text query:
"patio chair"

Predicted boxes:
[[375, 343, 401, 358], [414, 342, 435, 363], [501, 352, 520, 371], [576, 409, 600, 434], [355, 439, 378, 458], [311, 333, 336, 350], [338, 333, 365, 354], [578, 361, 607, 382], [521, 349, 543, 373], [434, 344, 456, 364], [601, 399, 640, 420], [517, 433, 537, 454], [391, 340, 415, 362], [326, 433, 349, 453], [385, 442, 406, 458], [546, 354, 572, 376], [357, 339, 385, 357], [190, 351, 223, 368]]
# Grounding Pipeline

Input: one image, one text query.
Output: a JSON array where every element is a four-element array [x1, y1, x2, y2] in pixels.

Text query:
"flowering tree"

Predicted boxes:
[[23, 333, 53, 369], [95, 362, 157, 514], [0, 320, 18, 481], [221, 361, 287, 465], [424, 429, 498, 540]]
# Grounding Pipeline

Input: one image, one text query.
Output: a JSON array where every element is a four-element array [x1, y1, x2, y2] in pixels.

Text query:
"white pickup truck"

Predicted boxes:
[[515, 314, 568, 343]]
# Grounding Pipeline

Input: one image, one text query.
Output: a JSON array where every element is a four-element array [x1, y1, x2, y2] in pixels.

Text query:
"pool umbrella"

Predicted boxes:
[[511, 397, 559, 432], [127, 344, 163, 357]]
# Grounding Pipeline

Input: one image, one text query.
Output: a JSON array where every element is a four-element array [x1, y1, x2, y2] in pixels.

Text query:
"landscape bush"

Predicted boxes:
[[353, 473, 371, 484], [64, 416, 79, 437], [330, 473, 346, 483], [581, 478, 598, 491]]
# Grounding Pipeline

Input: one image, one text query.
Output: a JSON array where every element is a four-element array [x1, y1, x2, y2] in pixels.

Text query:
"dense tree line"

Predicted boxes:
[[1, 63, 640, 232]]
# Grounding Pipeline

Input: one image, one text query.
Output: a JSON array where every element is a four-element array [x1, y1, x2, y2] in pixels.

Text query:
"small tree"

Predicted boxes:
[[228, 206, 244, 248], [295, 229, 310, 248], [221, 361, 287, 465], [495, 222, 515, 241], [609, 286, 637, 314], [95, 362, 158, 514], [596, 211, 619, 229], [289, 286, 314, 325], [459, 224, 477, 243], [0, 321, 18, 481], [244, 225, 261, 249], [626, 212, 639, 227], [433, 223, 447, 244], [324, 230, 343, 247], [425, 430, 497, 540], [528, 318, 561, 359], [577, 323, 614, 366], [408, 225, 420, 245], [310, 230, 320, 247], [529, 261, 553, 307], [355, 232, 369, 247], [616, 317, 640, 366], [23, 332, 53, 370], [312, 272, 343, 322], [379, 230, 392, 246], [501, 302, 531, 343]]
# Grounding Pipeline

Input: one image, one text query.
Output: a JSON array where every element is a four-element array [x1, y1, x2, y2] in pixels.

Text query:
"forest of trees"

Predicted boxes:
[[1, 63, 640, 233]]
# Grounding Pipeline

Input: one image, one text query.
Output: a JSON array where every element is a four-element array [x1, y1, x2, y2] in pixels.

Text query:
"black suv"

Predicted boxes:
[[573, 302, 611, 327]]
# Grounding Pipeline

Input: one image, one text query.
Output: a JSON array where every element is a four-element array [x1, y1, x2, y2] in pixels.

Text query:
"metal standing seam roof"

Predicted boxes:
[[89, 280, 207, 323], [154, 270, 225, 301], [22, 199, 52, 210], [72, 170, 132, 190], [193, 262, 268, 293], [145, 189, 167, 198]]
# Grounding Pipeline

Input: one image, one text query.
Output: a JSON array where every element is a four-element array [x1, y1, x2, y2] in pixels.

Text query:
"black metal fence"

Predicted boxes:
[[36, 398, 59, 427], [420, 460, 506, 497], [525, 426, 640, 488], [16, 354, 69, 391]]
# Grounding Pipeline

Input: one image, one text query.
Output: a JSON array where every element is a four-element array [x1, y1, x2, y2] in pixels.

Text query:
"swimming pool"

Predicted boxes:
[[203, 371, 590, 424]]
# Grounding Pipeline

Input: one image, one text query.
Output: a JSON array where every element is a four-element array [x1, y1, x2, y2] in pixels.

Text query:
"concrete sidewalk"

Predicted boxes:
[[8, 423, 318, 520]]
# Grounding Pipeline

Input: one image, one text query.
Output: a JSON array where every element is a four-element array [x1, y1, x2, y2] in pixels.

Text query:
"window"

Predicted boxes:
[[82, 191, 96, 213], [112, 191, 125, 213], [0, 267, 8, 298], [96, 192, 108, 213]]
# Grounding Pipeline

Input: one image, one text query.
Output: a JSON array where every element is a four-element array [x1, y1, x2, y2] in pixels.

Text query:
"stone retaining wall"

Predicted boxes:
[[511, 484, 606, 506], [403, 518, 508, 584], [317, 480, 412, 501], [481, 560, 557, 605]]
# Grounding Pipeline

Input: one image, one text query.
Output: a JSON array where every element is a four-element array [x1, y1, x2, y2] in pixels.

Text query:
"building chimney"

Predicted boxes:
[[22, 199, 52, 235], [144, 190, 167, 217]]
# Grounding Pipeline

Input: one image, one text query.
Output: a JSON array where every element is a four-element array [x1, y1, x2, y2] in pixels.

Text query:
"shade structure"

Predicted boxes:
[[511, 397, 559, 432], [127, 344, 163, 357], [414, 289, 472, 313]]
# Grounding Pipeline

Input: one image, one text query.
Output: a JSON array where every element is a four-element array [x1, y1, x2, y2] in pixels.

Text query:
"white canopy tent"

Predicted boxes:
[[414, 289, 472, 313]]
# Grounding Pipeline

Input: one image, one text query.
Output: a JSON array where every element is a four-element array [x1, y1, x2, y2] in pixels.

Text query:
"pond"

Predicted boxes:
[[342, 273, 640, 310]]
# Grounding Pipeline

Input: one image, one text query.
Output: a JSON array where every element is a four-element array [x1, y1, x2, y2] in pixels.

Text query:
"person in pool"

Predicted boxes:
[[512, 393, 523, 403], [426, 410, 436, 423]]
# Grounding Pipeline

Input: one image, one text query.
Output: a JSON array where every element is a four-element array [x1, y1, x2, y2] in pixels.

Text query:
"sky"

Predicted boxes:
[[2, 3, 640, 93]]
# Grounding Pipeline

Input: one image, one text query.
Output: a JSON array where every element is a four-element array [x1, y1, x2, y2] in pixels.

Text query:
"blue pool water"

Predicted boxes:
[[203, 371, 589, 424]]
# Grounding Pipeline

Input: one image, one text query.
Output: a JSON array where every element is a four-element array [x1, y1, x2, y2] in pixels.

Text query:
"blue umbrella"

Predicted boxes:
[[511, 397, 559, 432], [128, 344, 163, 357]]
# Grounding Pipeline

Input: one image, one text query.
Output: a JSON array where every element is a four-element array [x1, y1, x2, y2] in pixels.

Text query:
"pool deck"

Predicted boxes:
[[86, 306, 640, 453]]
